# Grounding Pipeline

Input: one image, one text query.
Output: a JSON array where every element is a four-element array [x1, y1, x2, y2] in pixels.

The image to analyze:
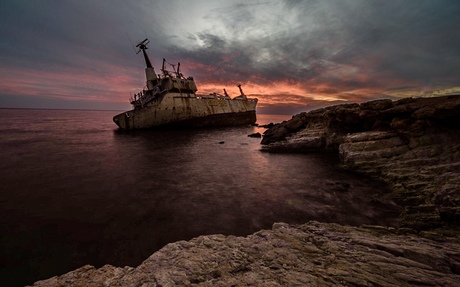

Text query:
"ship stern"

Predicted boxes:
[[113, 112, 132, 130]]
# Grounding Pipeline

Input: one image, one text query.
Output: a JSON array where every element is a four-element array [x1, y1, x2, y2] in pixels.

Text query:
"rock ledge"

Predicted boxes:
[[30, 221, 460, 287], [262, 95, 460, 231]]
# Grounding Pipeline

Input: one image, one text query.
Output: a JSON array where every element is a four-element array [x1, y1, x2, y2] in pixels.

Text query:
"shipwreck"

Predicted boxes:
[[113, 39, 258, 130]]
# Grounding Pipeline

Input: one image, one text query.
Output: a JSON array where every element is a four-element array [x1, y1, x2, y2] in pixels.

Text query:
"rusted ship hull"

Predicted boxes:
[[113, 92, 257, 130], [114, 38, 258, 130]]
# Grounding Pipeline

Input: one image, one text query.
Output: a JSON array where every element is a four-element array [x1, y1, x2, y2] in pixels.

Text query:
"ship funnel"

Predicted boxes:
[[145, 68, 157, 90]]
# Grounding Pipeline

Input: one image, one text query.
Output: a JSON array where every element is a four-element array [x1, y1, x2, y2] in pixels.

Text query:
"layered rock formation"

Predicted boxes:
[[29, 221, 460, 287], [262, 95, 460, 232]]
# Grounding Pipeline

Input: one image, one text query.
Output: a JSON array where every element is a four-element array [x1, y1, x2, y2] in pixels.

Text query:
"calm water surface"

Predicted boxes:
[[0, 109, 400, 286]]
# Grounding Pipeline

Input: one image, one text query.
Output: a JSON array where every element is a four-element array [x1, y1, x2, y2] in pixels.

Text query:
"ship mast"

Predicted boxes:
[[136, 38, 153, 68], [136, 38, 157, 90], [161, 58, 167, 76], [176, 62, 182, 78], [238, 84, 247, 99]]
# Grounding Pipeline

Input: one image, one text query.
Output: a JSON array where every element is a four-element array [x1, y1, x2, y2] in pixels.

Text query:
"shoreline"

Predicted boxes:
[[29, 95, 460, 286], [29, 221, 460, 286], [261, 95, 460, 234]]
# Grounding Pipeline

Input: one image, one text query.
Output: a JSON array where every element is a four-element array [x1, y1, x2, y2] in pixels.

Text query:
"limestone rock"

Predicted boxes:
[[360, 98, 393, 110], [29, 221, 460, 287], [261, 95, 460, 230], [248, 132, 262, 138]]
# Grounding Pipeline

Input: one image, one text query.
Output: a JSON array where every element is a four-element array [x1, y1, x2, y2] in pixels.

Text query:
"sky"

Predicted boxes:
[[1, 0, 460, 114]]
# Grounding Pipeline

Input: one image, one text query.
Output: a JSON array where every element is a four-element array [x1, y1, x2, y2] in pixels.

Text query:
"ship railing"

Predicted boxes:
[[201, 94, 217, 99], [233, 96, 258, 101]]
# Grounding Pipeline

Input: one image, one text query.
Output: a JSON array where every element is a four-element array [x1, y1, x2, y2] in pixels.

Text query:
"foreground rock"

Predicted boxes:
[[29, 221, 460, 287], [262, 95, 460, 231]]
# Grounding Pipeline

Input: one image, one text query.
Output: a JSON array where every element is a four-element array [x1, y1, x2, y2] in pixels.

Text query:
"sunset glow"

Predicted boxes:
[[1, 0, 459, 114]]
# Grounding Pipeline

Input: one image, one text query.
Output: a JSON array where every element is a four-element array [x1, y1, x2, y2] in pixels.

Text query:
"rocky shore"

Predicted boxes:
[[28, 222, 460, 287], [262, 95, 460, 233], [30, 95, 460, 286]]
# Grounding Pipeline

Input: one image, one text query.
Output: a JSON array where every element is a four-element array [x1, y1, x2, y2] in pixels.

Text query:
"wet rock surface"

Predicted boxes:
[[248, 132, 262, 138], [29, 221, 460, 287], [262, 95, 460, 232]]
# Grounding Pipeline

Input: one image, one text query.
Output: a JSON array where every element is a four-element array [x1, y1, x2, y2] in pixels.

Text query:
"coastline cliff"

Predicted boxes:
[[261, 95, 460, 232], [30, 95, 460, 286]]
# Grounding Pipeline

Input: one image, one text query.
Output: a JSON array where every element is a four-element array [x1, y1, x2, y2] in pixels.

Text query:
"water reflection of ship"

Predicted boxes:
[[113, 39, 258, 130]]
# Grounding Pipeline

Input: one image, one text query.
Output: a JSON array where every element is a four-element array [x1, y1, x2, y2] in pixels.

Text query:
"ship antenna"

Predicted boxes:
[[176, 62, 181, 78], [126, 32, 137, 54], [135, 38, 153, 69], [238, 84, 247, 99], [238, 84, 245, 95]]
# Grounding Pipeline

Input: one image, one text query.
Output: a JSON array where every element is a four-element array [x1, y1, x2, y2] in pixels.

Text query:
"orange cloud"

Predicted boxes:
[[2, 58, 456, 114], [197, 80, 368, 105]]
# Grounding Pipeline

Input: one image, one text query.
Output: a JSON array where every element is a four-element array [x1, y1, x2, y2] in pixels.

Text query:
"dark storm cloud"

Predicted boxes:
[[304, 0, 460, 87], [169, 0, 460, 91], [1, 0, 459, 111], [335, 1, 460, 85], [0, 0, 173, 109], [0, 1, 177, 73], [2, 2, 91, 66]]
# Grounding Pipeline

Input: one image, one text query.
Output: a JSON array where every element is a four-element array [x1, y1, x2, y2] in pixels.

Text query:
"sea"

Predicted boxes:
[[0, 108, 401, 286]]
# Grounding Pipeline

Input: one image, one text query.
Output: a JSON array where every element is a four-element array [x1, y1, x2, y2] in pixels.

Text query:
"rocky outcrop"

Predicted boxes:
[[248, 132, 262, 138], [29, 221, 460, 287], [261, 95, 460, 231]]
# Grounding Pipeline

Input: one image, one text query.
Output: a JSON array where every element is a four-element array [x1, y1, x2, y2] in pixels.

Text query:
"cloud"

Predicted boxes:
[[0, 0, 459, 112], [167, 1, 460, 98]]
